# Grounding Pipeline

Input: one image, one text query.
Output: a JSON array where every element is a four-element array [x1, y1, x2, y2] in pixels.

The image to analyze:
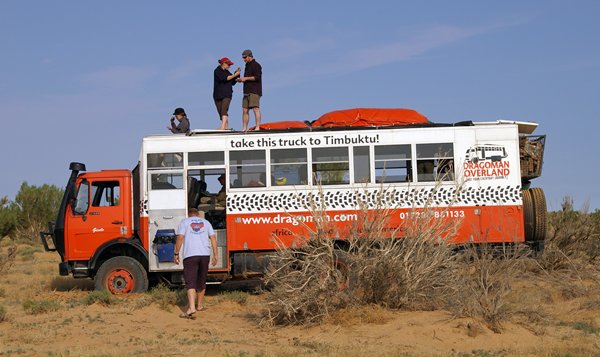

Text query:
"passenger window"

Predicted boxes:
[[150, 173, 184, 190], [416, 143, 454, 182], [374, 145, 412, 183], [312, 147, 349, 185], [353, 146, 371, 184], [271, 149, 308, 186], [230, 150, 266, 188], [147, 153, 183, 169], [188, 151, 224, 166], [91, 181, 120, 207]]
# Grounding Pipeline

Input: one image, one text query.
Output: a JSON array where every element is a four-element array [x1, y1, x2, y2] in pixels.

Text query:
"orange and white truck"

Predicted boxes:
[[41, 108, 547, 294]]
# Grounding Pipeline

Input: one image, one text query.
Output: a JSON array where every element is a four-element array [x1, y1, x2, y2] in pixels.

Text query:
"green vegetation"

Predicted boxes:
[[215, 290, 251, 305], [83, 290, 115, 306], [0, 182, 63, 244], [146, 283, 178, 311], [22, 299, 61, 315]]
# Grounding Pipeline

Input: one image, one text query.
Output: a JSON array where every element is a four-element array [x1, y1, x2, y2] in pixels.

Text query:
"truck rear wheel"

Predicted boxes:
[[530, 187, 547, 242], [94, 256, 148, 294], [522, 189, 535, 241]]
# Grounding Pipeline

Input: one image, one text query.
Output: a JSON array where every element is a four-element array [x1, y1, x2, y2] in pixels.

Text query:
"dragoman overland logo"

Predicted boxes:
[[191, 222, 204, 232], [464, 144, 510, 180]]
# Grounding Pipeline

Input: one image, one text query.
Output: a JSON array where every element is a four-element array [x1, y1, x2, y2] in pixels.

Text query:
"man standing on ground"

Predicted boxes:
[[174, 208, 218, 318], [238, 49, 262, 131], [213, 57, 240, 130]]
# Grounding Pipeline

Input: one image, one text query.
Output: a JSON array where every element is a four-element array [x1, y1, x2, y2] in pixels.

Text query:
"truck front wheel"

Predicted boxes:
[[94, 256, 148, 294]]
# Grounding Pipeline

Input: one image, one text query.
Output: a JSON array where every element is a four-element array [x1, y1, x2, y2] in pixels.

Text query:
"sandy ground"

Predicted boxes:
[[1, 247, 599, 356]]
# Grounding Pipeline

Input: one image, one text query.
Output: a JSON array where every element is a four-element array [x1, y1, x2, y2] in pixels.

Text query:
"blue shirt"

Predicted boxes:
[[176, 216, 215, 259]]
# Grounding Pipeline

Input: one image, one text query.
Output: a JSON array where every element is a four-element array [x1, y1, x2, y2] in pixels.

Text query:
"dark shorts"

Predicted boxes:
[[242, 93, 260, 109], [214, 97, 232, 119], [183, 255, 210, 291]]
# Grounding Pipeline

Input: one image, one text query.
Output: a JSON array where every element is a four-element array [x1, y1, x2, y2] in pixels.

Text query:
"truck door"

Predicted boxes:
[[66, 177, 130, 260]]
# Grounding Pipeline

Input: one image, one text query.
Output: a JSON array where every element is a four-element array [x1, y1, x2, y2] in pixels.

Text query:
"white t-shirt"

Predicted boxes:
[[176, 216, 215, 259]]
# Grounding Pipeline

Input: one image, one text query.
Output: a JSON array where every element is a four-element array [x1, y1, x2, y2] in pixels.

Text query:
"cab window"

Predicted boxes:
[[91, 181, 120, 207]]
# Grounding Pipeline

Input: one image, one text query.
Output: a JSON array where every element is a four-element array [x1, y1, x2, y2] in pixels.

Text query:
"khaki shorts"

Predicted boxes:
[[242, 93, 261, 109]]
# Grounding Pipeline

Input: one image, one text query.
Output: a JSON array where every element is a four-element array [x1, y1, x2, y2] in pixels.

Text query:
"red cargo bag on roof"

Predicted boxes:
[[312, 108, 429, 127], [253, 121, 310, 131]]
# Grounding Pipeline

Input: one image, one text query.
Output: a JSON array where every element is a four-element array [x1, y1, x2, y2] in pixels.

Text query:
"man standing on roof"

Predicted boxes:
[[238, 49, 262, 131], [213, 57, 240, 130], [167, 107, 190, 134]]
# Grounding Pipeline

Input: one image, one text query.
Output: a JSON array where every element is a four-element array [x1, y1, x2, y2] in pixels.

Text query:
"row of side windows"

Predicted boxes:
[[146, 143, 455, 190]]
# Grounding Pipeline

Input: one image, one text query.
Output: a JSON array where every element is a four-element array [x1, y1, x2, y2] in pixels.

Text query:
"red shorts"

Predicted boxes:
[[183, 255, 210, 291]]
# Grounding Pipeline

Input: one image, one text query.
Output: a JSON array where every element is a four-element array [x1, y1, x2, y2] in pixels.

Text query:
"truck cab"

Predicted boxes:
[[41, 163, 148, 294]]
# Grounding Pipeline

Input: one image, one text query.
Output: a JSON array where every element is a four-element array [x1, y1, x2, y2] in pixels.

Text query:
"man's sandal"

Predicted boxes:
[[179, 312, 196, 319]]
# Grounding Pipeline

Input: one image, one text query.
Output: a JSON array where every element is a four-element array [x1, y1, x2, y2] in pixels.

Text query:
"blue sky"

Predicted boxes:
[[1, 1, 599, 210]]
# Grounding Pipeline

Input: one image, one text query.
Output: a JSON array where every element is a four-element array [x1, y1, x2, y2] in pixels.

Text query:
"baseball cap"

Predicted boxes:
[[219, 57, 234, 65], [242, 49, 253, 57], [173, 108, 186, 115]]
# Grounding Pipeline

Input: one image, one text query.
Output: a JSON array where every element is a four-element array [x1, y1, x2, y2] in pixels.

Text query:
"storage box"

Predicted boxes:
[[153, 229, 177, 262], [157, 242, 175, 262]]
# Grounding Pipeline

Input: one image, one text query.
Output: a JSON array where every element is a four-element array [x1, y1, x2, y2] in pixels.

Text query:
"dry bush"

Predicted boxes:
[[326, 305, 392, 326], [261, 184, 462, 326], [261, 236, 352, 326], [0, 245, 17, 275], [511, 305, 550, 336], [539, 197, 600, 272], [450, 243, 529, 333], [0, 304, 6, 323], [12, 221, 46, 244]]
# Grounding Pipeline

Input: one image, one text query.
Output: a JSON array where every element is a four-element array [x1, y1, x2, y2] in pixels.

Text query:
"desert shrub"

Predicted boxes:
[[215, 291, 251, 305], [261, 185, 462, 326], [0, 304, 6, 322], [540, 197, 600, 271], [262, 236, 352, 325], [18, 245, 41, 261], [0, 245, 17, 274], [83, 290, 115, 306], [22, 299, 61, 314], [147, 283, 177, 311], [450, 243, 529, 333]]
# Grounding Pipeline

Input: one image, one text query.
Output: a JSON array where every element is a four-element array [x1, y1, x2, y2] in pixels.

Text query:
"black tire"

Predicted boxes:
[[94, 256, 149, 294], [522, 189, 535, 242], [530, 187, 547, 242]]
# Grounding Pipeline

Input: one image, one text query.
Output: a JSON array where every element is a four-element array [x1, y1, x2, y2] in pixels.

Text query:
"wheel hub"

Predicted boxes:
[[107, 269, 134, 294]]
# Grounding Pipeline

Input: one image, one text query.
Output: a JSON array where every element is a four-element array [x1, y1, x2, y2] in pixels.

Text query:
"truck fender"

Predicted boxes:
[[89, 238, 148, 273]]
